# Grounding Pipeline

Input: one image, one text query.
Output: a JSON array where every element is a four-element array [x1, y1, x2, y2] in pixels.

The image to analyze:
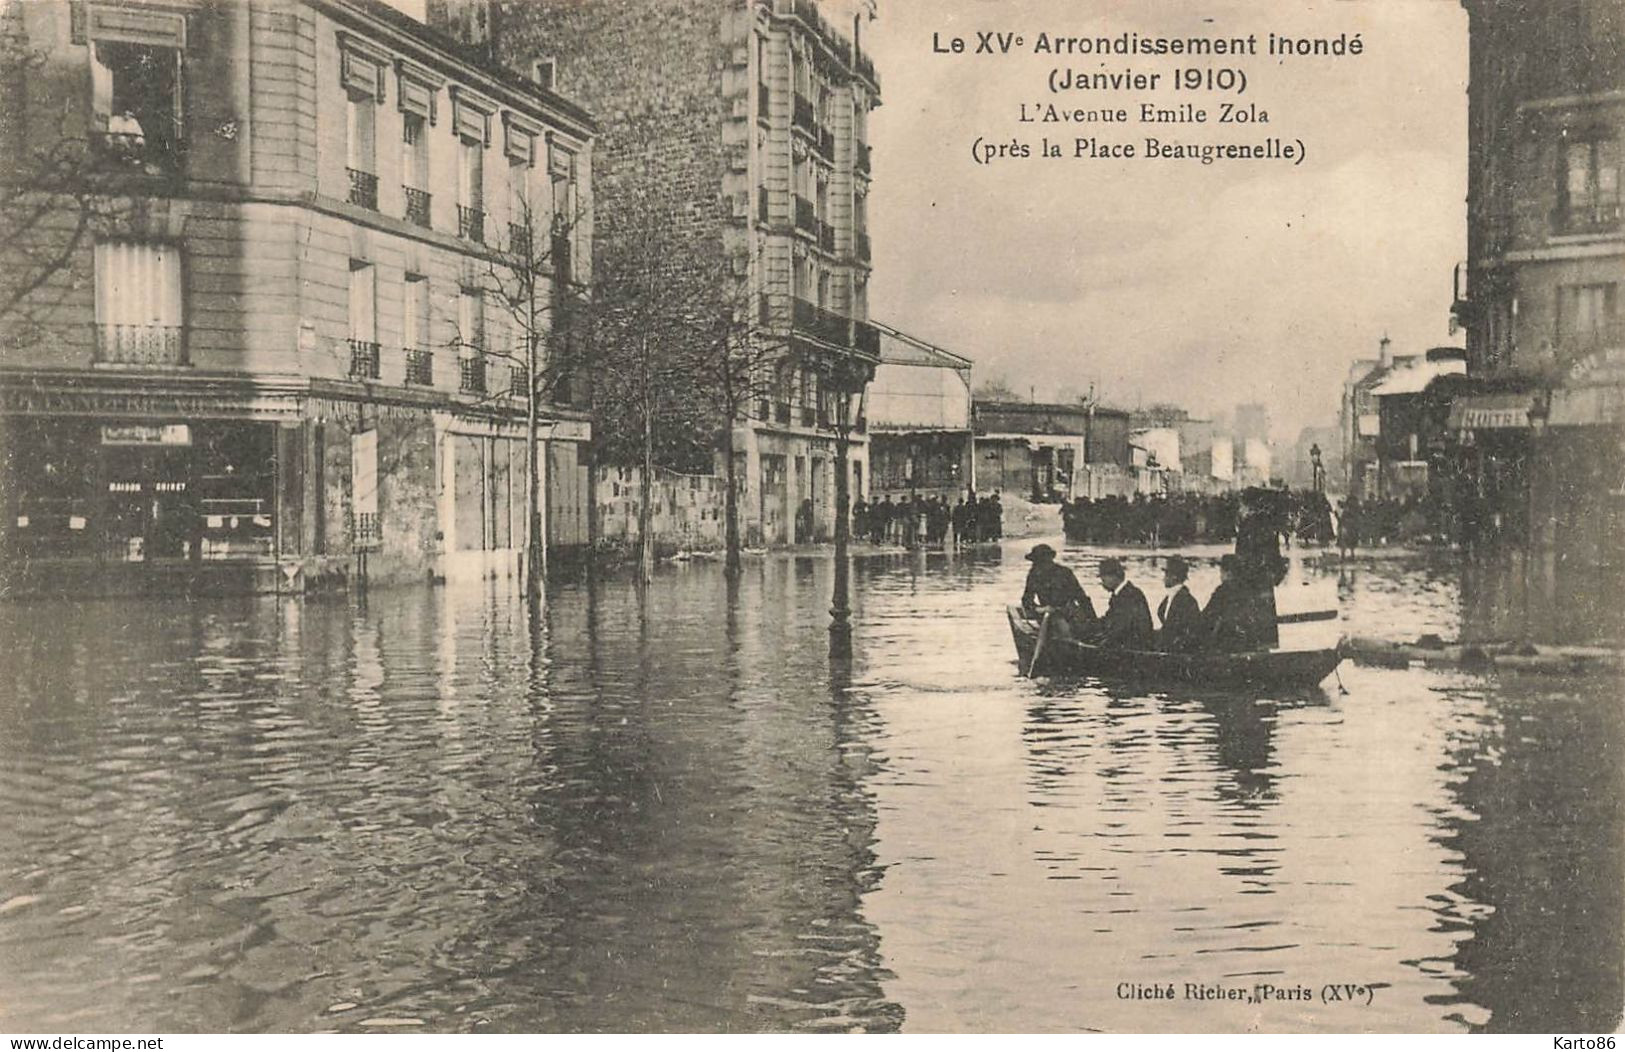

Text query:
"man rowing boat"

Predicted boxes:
[[1020, 544, 1096, 642]]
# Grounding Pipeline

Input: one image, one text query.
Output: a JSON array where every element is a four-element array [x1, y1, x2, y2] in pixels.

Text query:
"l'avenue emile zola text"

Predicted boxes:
[[930, 29, 1367, 167]]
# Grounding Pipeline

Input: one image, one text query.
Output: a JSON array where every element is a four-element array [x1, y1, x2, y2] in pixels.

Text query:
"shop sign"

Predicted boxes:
[[101, 423, 192, 446], [1458, 407, 1529, 429]]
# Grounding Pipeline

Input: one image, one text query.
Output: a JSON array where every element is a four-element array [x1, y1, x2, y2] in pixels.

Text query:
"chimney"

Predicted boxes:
[[1379, 333, 1392, 368]]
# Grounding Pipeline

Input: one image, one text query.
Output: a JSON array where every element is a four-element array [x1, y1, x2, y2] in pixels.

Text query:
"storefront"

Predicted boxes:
[[2, 417, 277, 564]]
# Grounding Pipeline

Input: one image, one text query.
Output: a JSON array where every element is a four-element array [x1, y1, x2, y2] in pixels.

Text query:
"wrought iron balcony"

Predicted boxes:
[[855, 47, 878, 89], [348, 338, 381, 380], [348, 168, 378, 210], [403, 186, 431, 228], [92, 323, 188, 366], [794, 195, 816, 233], [509, 223, 533, 257], [405, 348, 433, 386], [792, 297, 849, 347], [459, 355, 486, 394], [855, 143, 872, 175], [509, 364, 530, 397], [853, 319, 880, 358], [855, 230, 871, 262], [352, 511, 380, 551], [793, 94, 816, 135], [1555, 201, 1623, 237], [458, 205, 485, 243]]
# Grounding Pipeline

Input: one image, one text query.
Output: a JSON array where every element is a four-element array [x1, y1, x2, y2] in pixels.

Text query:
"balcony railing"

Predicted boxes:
[[458, 205, 485, 243], [792, 297, 849, 347], [92, 323, 188, 366], [855, 143, 872, 175], [459, 355, 486, 394], [348, 168, 378, 210], [405, 348, 434, 386], [855, 230, 871, 262], [509, 364, 529, 397], [819, 220, 835, 252], [404, 186, 432, 227], [855, 47, 878, 88], [757, 83, 771, 120], [794, 195, 816, 233], [348, 338, 381, 380], [793, 94, 816, 135], [352, 511, 380, 551], [509, 223, 532, 257], [1555, 201, 1623, 237]]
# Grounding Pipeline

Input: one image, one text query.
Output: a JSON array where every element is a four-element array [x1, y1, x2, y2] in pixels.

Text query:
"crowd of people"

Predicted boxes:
[[1334, 495, 1454, 550], [852, 491, 1005, 548], [1061, 490, 1341, 548]]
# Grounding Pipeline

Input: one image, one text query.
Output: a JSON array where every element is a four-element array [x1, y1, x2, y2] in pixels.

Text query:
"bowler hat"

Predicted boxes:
[[1164, 555, 1189, 582], [1025, 543, 1056, 562]]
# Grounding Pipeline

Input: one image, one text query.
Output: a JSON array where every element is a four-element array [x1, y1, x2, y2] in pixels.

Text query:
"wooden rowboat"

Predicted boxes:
[[1008, 605, 1344, 689]]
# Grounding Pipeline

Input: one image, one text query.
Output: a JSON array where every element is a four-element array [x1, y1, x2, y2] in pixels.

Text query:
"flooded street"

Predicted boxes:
[[1, 543, 1620, 1033]]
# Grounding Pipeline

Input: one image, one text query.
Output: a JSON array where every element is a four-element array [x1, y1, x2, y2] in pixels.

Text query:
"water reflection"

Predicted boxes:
[[0, 548, 1619, 1032]]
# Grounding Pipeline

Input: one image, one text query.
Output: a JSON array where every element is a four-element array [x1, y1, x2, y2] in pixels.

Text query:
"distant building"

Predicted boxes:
[[1452, 0, 1622, 565], [866, 326, 973, 502], [972, 401, 1133, 501], [1340, 339, 1391, 500], [1370, 348, 1467, 498]]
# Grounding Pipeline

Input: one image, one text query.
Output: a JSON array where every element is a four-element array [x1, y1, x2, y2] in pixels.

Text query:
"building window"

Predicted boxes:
[[402, 113, 430, 225], [1557, 136, 1621, 234], [1556, 283, 1620, 356], [549, 144, 578, 279], [404, 274, 432, 385], [508, 157, 533, 255], [347, 94, 377, 208], [458, 288, 486, 393], [91, 40, 183, 173], [348, 261, 379, 379], [93, 241, 185, 364], [459, 137, 485, 241]]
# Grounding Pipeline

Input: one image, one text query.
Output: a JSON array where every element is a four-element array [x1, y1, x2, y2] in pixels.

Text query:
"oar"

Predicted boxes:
[[1027, 610, 1052, 678], [1277, 609, 1338, 624]]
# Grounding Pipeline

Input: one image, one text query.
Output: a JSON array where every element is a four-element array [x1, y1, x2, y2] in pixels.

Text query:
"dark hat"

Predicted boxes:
[[1164, 555, 1189, 582], [1098, 557, 1125, 577], [1219, 553, 1240, 572], [1025, 543, 1056, 562]]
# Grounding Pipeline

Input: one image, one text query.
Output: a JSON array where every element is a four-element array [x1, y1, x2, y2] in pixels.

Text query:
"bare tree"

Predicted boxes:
[[0, 20, 134, 352], [465, 193, 590, 598]]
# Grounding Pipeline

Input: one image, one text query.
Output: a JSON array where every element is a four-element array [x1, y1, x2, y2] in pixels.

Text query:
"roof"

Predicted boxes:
[[873, 322, 973, 369], [975, 400, 1130, 418], [1371, 355, 1467, 396]]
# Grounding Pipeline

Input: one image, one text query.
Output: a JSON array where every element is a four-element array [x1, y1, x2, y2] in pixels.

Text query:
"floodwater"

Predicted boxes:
[[0, 544, 1619, 1033]]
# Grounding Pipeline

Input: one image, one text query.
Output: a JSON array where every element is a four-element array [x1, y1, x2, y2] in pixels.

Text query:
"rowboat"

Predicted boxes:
[[1007, 605, 1344, 689]]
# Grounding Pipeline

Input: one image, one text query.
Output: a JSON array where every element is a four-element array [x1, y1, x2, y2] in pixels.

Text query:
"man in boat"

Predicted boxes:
[[1021, 543, 1096, 640], [1234, 487, 1288, 648], [1089, 557, 1154, 650], [1155, 555, 1203, 653], [1202, 554, 1273, 651]]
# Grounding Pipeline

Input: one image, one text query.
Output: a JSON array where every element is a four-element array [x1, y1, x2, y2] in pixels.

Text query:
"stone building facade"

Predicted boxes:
[[441, 0, 882, 547], [1452, 0, 1623, 566], [0, 0, 595, 595]]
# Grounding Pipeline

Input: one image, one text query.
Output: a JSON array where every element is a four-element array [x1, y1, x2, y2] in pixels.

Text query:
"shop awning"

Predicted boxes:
[[1447, 392, 1539, 430], [1548, 383, 1625, 427]]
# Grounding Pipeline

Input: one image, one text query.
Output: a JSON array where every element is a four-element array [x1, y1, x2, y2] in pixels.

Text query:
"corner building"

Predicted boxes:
[[447, 0, 882, 546], [1453, 0, 1623, 565], [0, 0, 596, 594]]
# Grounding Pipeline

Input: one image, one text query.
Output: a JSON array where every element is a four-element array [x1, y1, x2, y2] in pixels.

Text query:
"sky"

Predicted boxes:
[[864, 0, 1469, 442]]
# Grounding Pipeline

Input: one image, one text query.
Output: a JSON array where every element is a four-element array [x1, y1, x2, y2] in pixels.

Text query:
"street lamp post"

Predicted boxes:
[[825, 357, 871, 659]]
